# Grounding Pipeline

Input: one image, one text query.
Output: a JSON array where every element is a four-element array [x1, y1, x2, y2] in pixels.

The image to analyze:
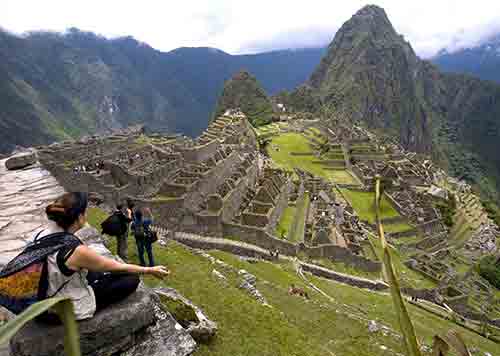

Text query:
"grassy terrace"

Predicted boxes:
[[87, 207, 108, 228], [338, 189, 414, 234], [338, 189, 400, 224], [90, 208, 496, 355], [275, 205, 296, 238], [267, 133, 358, 185], [367, 234, 437, 290], [289, 192, 310, 243]]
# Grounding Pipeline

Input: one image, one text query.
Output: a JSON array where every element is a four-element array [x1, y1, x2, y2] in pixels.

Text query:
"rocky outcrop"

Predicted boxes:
[[5, 153, 37, 170], [154, 287, 217, 344], [122, 299, 197, 356], [10, 290, 157, 356]]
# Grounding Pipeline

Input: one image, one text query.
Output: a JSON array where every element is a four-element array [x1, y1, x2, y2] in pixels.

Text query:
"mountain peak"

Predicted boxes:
[[355, 4, 389, 18], [309, 4, 415, 89], [214, 70, 274, 126]]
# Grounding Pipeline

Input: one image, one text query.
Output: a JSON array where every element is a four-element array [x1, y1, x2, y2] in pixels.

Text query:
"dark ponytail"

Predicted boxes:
[[46, 192, 88, 230]]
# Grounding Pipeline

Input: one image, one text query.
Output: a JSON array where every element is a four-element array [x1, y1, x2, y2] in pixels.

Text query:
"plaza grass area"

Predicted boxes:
[[339, 188, 405, 225], [93, 209, 496, 356], [87, 207, 108, 228], [383, 221, 415, 234], [275, 206, 296, 238], [267, 133, 358, 185], [254, 122, 288, 138], [288, 192, 310, 243]]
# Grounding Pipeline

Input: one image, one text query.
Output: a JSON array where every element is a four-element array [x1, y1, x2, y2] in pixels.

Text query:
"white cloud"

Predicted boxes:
[[2, 0, 500, 57]]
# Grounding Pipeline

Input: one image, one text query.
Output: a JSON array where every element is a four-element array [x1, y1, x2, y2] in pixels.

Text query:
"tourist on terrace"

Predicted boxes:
[[39, 192, 169, 321], [132, 208, 156, 267], [114, 204, 132, 262]]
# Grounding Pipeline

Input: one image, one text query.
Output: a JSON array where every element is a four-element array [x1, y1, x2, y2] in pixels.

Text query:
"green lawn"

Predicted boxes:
[[275, 206, 296, 238], [288, 192, 310, 243], [383, 222, 415, 234], [339, 189, 400, 224], [87, 207, 108, 229], [96, 208, 495, 356], [267, 133, 357, 184]]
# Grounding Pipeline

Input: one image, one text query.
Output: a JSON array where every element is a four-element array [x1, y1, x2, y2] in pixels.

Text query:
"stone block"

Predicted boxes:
[[154, 287, 217, 344], [207, 194, 223, 211], [122, 296, 196, 356], [5, 153, 37, 170], [10, 290, 156, 356]]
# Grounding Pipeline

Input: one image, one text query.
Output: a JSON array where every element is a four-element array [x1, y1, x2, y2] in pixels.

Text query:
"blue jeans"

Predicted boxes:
[[135, 236, 155, 267]]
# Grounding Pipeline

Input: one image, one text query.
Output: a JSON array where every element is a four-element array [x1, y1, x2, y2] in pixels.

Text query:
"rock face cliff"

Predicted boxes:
[[307, 5, 500, 198]]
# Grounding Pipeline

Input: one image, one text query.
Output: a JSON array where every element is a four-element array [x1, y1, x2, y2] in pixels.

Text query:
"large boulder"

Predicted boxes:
[[154, 287, 217, 344], [5, 153, 37, 170], [122, 299, 197, 356], [10, 290, 157, 356]]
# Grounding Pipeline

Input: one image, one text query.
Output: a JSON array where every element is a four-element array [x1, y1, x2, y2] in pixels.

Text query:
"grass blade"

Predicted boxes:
[[375, 176, 422, 356]]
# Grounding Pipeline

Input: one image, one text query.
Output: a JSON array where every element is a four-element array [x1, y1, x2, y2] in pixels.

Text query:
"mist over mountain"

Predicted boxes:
[[0, 28, 324, 153], [433, 33, 500, 84]]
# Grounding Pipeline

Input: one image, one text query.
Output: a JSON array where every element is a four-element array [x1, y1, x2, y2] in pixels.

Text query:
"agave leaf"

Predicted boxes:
[[54, 299, 82, 356], [431, 335, 449, 356], [442, 330, 471, 356], [0, 297, 67, 345], [375, 177, 422, 356], [0, 297, 81, 356], [384, 248, 422, 355]]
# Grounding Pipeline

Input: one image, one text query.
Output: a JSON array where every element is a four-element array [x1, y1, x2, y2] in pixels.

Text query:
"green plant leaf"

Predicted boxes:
[[441, 330, 471, 356], [55, 299, 82, 356], [0, 297, 66, 345], [0, 297, 81, 356], [431, 335, 449, 356], [375, 177, 422, 356]]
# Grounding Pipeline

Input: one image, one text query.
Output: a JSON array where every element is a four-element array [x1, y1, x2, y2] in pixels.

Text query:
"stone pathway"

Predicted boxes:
[[0, 159, 64, 267]]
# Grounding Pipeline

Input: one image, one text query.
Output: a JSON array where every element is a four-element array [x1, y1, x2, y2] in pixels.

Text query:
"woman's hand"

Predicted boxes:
[[145, 265, 170, 279]]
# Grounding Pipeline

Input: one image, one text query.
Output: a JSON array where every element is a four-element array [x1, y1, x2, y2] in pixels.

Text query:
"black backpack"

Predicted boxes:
[[0, 232, 81, 314], [101, 212, 127, 237]]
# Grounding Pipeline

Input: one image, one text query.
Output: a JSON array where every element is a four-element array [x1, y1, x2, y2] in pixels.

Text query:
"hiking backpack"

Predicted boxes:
[[101, 212, 127, 237], [0, 232, 81, 314]]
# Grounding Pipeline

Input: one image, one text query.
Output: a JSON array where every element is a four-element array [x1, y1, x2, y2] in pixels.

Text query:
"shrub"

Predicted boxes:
[[478, 255, 500, 289]]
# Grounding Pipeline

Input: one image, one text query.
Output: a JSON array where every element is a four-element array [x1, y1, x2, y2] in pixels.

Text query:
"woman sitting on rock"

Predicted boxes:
[[42, 192, 169, 320]]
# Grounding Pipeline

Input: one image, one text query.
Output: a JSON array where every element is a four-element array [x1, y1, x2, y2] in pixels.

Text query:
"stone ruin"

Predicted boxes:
[[300, 174, 365, 254], [32, 111, 381, 273]]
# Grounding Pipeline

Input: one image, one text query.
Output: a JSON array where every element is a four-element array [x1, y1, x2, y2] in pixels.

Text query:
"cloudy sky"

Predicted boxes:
[[2, 0, 500, 57]]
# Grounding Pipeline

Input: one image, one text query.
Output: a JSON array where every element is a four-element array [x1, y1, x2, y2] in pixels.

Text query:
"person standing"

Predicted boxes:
[[114, 204, 132, 262], [132, 208, 155, 267]]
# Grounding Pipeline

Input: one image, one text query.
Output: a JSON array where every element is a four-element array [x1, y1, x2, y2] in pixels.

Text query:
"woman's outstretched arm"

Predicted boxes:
[[66, 245, 169, 278]]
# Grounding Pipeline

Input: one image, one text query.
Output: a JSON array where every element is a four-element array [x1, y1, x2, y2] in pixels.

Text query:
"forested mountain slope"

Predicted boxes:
[[302, 5, 500, 199], [0, 28, 324, 153], [433, 34, 500, 84]]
